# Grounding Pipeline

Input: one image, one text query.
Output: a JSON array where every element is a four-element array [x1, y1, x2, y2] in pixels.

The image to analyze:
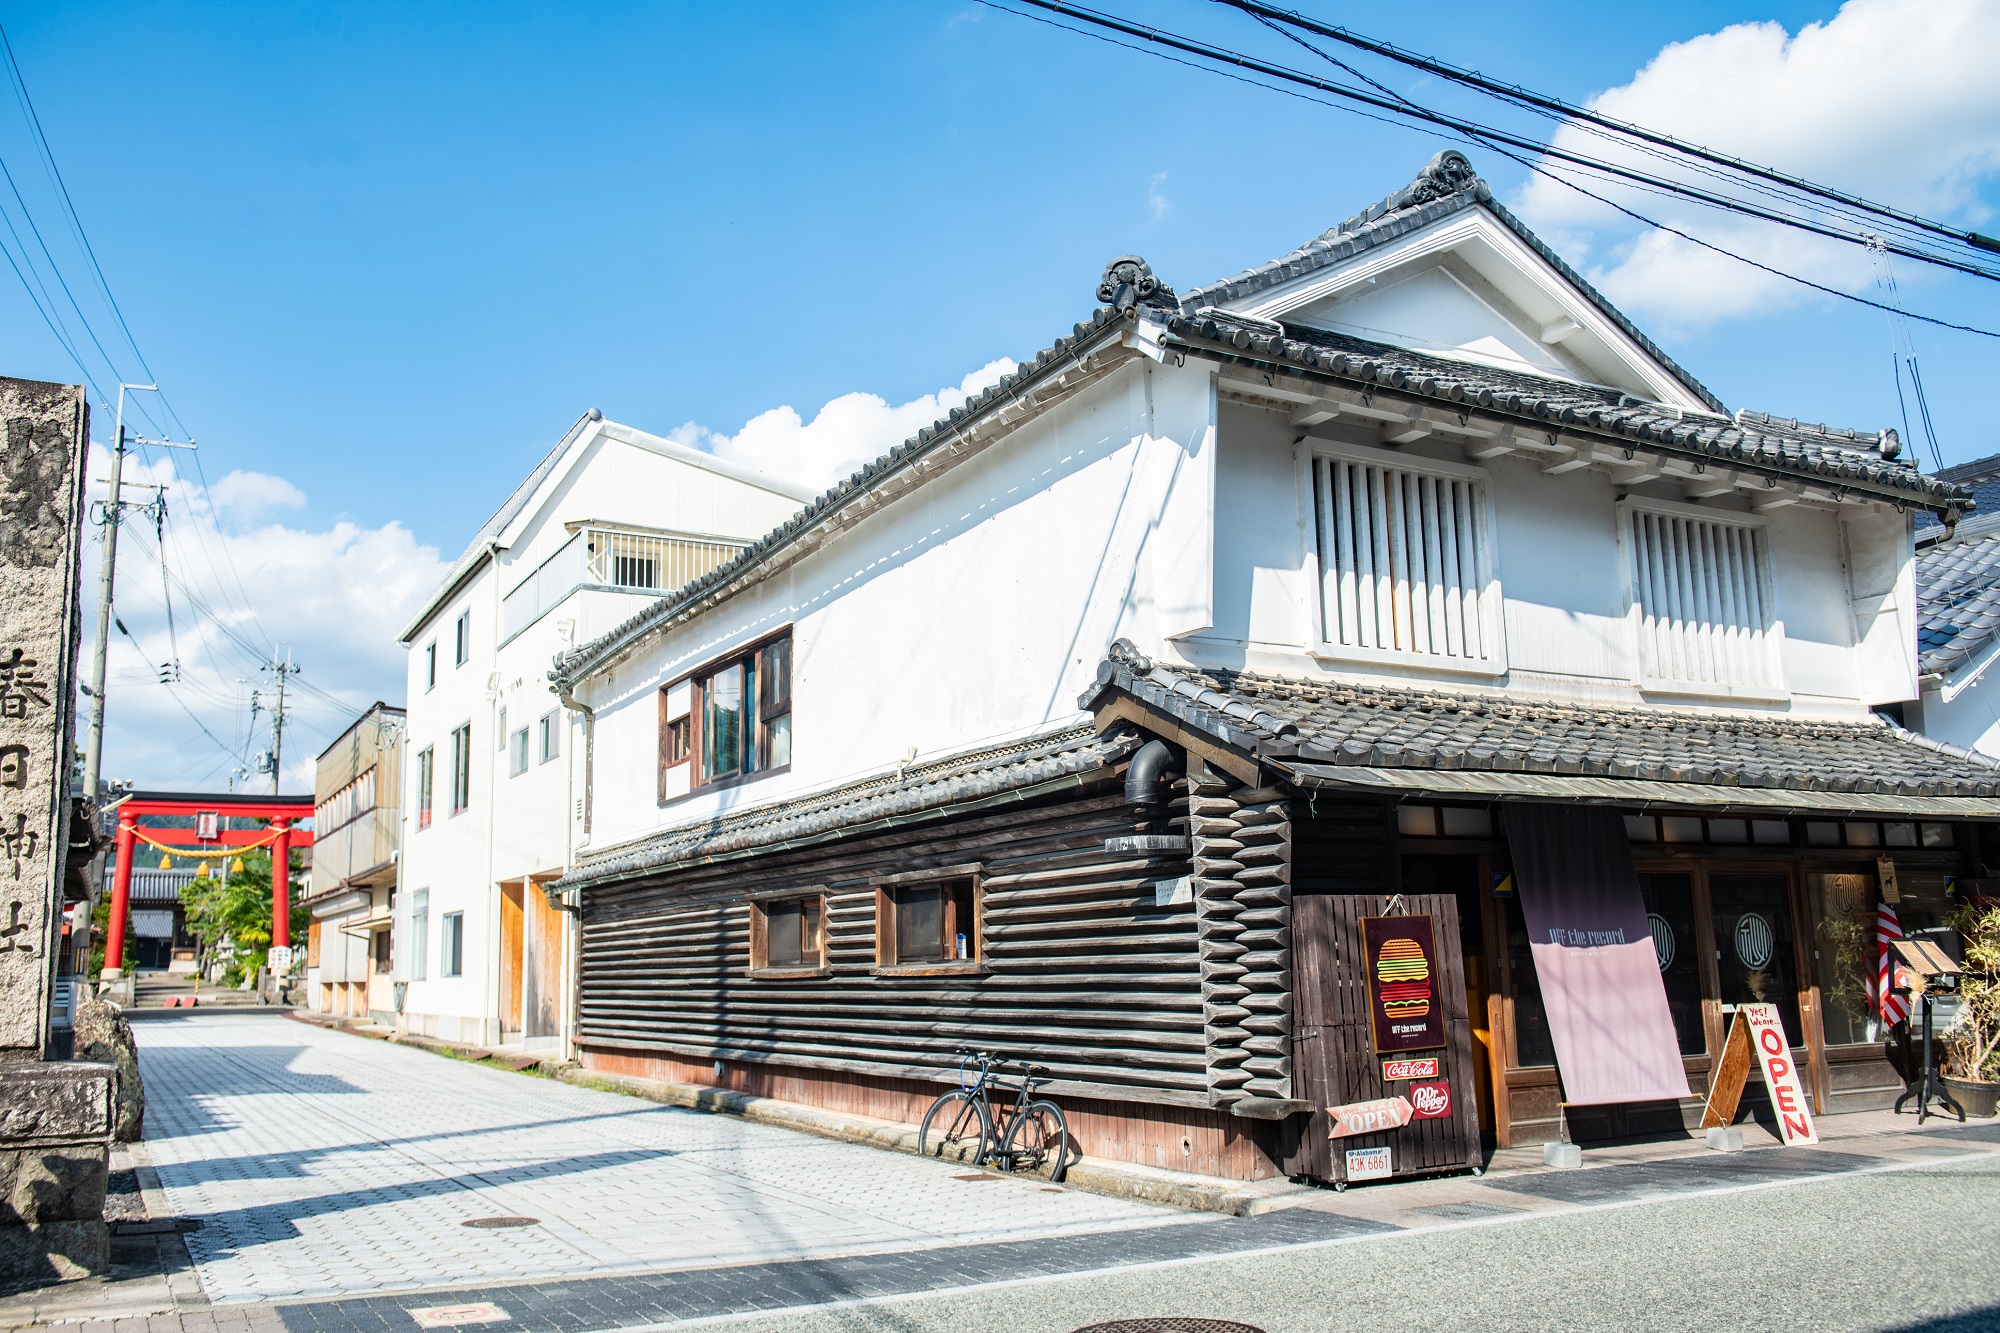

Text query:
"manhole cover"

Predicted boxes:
[[1409, 1201, 1526, 1220], [1071, 1322, 1267, 1333], [462, 1216, 540, 1229]]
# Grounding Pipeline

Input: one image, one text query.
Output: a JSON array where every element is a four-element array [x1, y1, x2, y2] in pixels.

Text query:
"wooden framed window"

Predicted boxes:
[[749, 891, 827, 976], [658, 630, 792, 803], [872, 865, 982, 974]]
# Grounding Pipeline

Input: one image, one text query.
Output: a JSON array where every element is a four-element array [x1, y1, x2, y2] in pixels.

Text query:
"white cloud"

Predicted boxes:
[[675, 358, 1019, 493], [206, 469, 307, 523], [1514, 0, 2000, 327], [84, 447, 444, 792], [1148, 172, 1170, 221]]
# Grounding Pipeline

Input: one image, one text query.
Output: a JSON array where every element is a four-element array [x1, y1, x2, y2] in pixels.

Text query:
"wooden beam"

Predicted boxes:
[[1290, 402, 1340, 428], [1091, 697, 1264, 787]]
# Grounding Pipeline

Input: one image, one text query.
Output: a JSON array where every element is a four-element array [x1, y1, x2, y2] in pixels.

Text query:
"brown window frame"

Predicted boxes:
[[872, 864, 984, 976], [748, 889, 830, 978], [658, 628, 793, 805]]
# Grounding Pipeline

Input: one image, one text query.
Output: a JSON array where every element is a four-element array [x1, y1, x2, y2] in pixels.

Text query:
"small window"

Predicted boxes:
[[876, 875, 979, 968], [409, 889, 429, 980], [1624, 814, 1658, 842], [1396, 804, 1438, 837], [1624, 499, 1778, 692], [1752, 820, 1791, 846], [454, 610, 470, 666], [509, 727, 529, 777], [1438, 806, 1491, 838], [497, 706, 508, 752], [373, 927, 392, 974], [1921, 823, 1956, 849], [1708, 818, 1748, 845], [1659, 816, 1704, 843], [751, 894, 825, 973], [424, 642, 436, 691], [1845, 822, 1881, 848], [1884, 822, 1919, 848], [416, 747, 434, 829], [1807, 821, 1842, 847], [659, 632, 793, 800], [450, 724, 472, 814], [539, 711, 560, 764], [441, 911, 464, 978]]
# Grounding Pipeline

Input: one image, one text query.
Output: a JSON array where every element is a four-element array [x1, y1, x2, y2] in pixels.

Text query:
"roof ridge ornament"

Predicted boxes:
[[1097, 255, 1177, 313]]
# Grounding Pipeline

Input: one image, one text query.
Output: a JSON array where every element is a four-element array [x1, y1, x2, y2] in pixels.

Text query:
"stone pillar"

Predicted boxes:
[[0, 376, 107, 1283]]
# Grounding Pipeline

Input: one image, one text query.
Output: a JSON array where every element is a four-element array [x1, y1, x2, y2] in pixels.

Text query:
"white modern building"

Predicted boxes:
[[394, 410, 810, 1048], [539, 153, 2000, 1182]]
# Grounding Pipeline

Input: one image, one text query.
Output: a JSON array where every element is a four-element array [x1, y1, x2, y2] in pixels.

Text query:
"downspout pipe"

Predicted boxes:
[[1124, 738, 1176, 810], [555, 678, 595, 841]]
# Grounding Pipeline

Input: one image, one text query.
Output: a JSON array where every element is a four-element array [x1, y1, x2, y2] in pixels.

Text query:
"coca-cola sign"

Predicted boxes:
[[1408, 1080, 1452, 1120], [1381, 1057, 1440, 1081]]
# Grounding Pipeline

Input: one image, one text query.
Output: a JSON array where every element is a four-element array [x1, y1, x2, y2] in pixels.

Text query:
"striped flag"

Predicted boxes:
[[1877, 904, 1910, 1027]]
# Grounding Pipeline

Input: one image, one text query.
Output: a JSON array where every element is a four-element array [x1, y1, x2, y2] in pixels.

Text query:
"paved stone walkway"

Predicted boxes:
[[131, 1015, 1182, 1305]]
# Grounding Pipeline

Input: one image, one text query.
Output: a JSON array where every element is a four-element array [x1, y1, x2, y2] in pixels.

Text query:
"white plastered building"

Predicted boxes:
[[393, 410, 809, 1048]]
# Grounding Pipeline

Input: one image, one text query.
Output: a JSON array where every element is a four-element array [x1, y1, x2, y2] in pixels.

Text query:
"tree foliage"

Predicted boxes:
[[178, 850, 308, 984]]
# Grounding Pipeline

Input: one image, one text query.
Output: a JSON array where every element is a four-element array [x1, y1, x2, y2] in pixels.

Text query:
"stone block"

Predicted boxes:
[[0, 1144, 108, 1223], [1705, 1126, 1744, 1153], [1542, 1141, 1582, 1169], [73, 996, 144, 1142], [0, 1062, 114, 1141], [0, 1217, 108, 1283]]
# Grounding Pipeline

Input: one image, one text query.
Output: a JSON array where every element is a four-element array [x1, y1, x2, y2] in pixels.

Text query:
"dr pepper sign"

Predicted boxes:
[[1361, 915, 1447, 1054]]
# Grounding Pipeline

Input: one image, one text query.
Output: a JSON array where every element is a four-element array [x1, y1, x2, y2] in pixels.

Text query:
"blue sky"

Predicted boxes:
[[3, 0, 1996, 786]]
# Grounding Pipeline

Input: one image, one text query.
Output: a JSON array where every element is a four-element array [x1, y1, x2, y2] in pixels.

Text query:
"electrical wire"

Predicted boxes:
[[985, 0, 2000, 338], [1209, 0, 2000, 261], [998, 1, 2000, 284]]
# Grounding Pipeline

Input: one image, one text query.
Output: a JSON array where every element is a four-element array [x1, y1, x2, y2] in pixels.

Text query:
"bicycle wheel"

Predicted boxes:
[[998, 1099, 1071, 1182], [918, 1089, 991, 1166]]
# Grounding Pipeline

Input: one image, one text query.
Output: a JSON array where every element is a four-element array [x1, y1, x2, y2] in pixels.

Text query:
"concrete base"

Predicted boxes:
[[1542, 1142, 1583, 1169], [0, 1062, 116, 1285], [1705, 1126, 1744, 1153]]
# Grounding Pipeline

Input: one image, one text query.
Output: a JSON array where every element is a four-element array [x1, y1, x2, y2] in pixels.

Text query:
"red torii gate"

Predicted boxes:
[[102, 791, 316, 979]]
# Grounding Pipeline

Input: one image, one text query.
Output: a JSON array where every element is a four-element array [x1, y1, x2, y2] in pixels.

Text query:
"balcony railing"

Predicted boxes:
[[501, 527, 747, 640]]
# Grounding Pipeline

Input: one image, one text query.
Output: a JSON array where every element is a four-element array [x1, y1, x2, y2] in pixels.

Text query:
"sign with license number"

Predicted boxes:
[[1327, 1096, 1414, 1139], [1344, 1146, 1393, 1181], [267, 946, 294, 975], [1362, 915, 1447, 1054], [1381, 1056, 1439, 1081], [1743, 1002, 1817, 1145]]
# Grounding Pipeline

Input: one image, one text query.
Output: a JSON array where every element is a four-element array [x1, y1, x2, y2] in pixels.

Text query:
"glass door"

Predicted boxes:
[[1708, 872, 1805, 1047]]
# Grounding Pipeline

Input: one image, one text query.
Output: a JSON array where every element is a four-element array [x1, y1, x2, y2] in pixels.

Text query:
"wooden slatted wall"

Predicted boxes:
[[577, 783, 1213, 1108]]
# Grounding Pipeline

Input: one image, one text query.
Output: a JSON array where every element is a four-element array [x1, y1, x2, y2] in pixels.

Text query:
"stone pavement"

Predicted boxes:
[[118, 1014, 1185, 1306]]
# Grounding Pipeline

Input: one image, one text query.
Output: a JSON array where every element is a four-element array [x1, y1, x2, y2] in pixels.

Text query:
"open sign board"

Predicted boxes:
[[1326, 1096, 1414, 1139], [1699, 1002, 1816, 1146]]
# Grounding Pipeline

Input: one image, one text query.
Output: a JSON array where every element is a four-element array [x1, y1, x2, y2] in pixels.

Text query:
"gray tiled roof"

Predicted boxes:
[[1170, 313, 1954, 508], [557, 724, 1134, 890], [1083, 643, 2000, 799], [1180, 151, 1728, 416], [1918, 514, 2000, 679], [551, 153, 1966, 689]]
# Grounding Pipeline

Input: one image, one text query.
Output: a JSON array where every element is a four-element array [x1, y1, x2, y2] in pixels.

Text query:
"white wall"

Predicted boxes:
[[584, 358, 1217, 849], [398, 425, 807, 1045]]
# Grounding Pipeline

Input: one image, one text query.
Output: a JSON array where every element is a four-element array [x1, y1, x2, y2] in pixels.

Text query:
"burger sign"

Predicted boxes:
[[1361, 915, 1448, 1054]]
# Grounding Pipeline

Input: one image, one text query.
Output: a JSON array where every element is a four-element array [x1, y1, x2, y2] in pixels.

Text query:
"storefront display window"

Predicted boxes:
[[1809, 872, 1878, 1046], [1637, 873, 1706, 1056], [1709, 872, 1803, 1047]]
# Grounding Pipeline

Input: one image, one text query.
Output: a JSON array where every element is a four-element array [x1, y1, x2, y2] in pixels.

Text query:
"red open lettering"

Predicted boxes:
[[1758, 1027, 1784, 1056], [1782, 1113, 1812, 1141], [1775, 1085, 1797, 1112], [1768, 1057, 1790, 1080]]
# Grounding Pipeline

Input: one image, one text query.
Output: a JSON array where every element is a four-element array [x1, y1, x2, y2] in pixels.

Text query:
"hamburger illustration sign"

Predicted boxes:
[[1362, 915, 1447, 1054]]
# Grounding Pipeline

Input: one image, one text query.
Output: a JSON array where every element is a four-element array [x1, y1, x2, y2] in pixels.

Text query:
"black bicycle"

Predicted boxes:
[[918, 1048, 1072, 1182]]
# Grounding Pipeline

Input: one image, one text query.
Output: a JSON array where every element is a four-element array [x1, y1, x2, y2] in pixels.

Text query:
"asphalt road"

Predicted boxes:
[[725, 1153, 2000, 1333]]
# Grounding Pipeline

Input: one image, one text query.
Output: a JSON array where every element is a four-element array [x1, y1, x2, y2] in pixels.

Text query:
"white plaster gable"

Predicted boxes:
[[1216, 206, 1712, 413]]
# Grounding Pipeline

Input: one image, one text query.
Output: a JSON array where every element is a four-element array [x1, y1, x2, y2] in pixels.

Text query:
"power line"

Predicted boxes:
[[999, 1, 2000, 285], [987, 0, 2000, 337], [1210, 0, 2000, 261]]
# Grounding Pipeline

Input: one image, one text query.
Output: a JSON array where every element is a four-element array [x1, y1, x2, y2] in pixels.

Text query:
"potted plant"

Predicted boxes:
[[1941, 903, 2000, 1119]]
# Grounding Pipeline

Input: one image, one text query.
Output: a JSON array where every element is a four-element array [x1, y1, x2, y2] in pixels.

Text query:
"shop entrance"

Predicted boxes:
[[1708, 872, 1804, 1048]]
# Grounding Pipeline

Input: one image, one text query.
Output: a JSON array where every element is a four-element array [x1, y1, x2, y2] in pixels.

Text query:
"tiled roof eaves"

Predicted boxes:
[[1082, 651, 2000, 800], [552, 309, 1138, 688], [557, 724, 1132, 890], [1917, 524, 2000, 678], [1159, 309, 1964, 512]]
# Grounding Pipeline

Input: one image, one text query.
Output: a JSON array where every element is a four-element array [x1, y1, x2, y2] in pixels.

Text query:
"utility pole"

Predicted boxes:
[[264, 652, 299, 795], [82, 383, 195, 800]]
